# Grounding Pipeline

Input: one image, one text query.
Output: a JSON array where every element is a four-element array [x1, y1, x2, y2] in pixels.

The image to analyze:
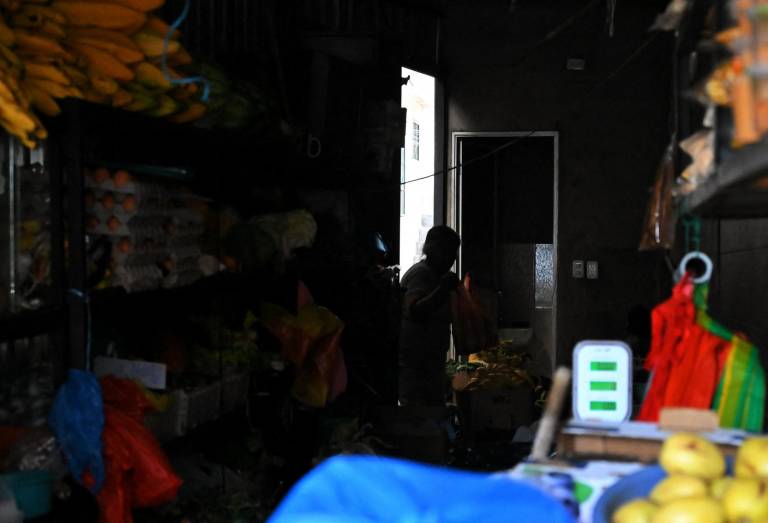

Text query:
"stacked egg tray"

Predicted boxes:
[[85, 166, 205, 292]]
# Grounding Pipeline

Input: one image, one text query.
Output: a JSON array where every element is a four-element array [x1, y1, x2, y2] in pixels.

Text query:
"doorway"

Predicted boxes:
[[450, 132, 559, 376], [399, 67, 435, 276]]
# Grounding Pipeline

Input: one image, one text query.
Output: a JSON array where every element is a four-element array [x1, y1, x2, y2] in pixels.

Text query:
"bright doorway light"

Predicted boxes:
[[400, 67, 435, 277]]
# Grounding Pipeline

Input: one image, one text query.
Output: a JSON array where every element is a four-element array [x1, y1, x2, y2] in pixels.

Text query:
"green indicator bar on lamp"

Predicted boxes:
[[590, 401, 617, 411], [590, 361, 617, 371], [590, 381, 617, 391]]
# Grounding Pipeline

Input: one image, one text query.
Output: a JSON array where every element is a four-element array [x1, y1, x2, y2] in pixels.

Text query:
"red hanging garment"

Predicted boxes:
[[637, 275, 695, 422], [662, 324, 731, 409]]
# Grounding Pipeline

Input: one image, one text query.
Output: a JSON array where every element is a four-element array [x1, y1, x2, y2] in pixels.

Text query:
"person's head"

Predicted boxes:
[[422, 226, 460, 274]]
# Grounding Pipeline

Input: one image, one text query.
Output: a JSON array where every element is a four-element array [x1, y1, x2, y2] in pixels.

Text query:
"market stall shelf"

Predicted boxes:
[[0, 306, 63, 340], [682, 139, 768, 218]]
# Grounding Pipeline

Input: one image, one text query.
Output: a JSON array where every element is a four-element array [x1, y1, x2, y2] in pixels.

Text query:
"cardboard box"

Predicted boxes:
[[557, 420, 746, 462]]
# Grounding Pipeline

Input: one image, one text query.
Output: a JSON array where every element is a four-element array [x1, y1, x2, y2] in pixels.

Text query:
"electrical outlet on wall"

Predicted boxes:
[[572, 260, 585, 279], [587, 261, 599, 280]]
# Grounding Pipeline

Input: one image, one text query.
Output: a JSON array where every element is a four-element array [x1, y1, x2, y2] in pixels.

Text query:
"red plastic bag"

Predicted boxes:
[[99, 377, 153, 421], [85, 378, 182, 523], [637, 274, 732, 421], [261, 301, 347, 407], [451, 275, 496, 356]]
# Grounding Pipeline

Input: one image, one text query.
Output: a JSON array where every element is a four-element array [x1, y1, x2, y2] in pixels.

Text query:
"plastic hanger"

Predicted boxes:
[[674, 250, 736, 341]]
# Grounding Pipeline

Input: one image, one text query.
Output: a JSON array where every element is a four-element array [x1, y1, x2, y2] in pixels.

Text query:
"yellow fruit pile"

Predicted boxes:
[[614, 433, 768, 523], [0, 0, 206, 148]]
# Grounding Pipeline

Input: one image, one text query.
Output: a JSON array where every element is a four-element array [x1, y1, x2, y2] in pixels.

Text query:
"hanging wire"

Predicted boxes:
[[395, 29, 664, 191], [400, 131, 537, 187], [69, 288, 92, 371], [161, 0, 211, 102]]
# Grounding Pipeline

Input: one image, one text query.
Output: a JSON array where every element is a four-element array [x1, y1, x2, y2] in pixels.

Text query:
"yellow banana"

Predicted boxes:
[[103, 0, 163, 13], [123, 89, 155, 111], [0, 18, 16, 47], [142, 15, 179, 39], [0, 76, 15, 101], [132, 31, 178, 57], [66, 30, 143, 64], [15, 32, 70, 59], [39, 21, 67, 40], [26, 77, 80, 98], [0, 119, 36, 148], [28, 111, 47, 140], [167, 47, 192, 66], [0, 93, 38, 131], [134, 61, 170, 90], [0, 0, 21, 13], [60, 63, 88, 86], [87, 67, 118, 94], [24, 80, 61, 115], [68, 42, 134, 82], [167, 101, 205, 123], [25, 62, 70, 85], [0, 44, 22, 71], [57, 0, 163, 12], [0, 72, 30, 109], [22, 5, 67, 25], [80, 87, 108, 103], [146, 93, 177, 117], [51, 2, 146, 32], [111, 88, 131, 107], [12, 6, 67, 28]]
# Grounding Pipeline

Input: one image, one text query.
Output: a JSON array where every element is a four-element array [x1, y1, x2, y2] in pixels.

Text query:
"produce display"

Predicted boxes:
[[13, 159, 52, 310], [448, 345, 545, 395], [84, 165, 207, 292], [613, 433, 768, 523], [699, 1, 768, 148], [0, 0, 205, 148]]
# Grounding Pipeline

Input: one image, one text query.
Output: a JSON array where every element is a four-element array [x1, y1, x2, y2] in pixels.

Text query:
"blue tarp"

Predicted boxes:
[[268, 455, 576, 523]]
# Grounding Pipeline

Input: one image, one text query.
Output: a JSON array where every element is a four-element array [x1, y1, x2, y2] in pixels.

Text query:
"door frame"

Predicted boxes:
[[449, 131, 560, 365]]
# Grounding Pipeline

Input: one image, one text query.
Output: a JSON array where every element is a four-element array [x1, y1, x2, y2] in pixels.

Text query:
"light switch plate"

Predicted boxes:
[[587, 261, 599, 280], [572, 260, 585, 279]]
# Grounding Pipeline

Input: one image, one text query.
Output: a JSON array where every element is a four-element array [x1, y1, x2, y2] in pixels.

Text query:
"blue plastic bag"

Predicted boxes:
[[268, 456, 576, 523], [47, 370, 105, 493]]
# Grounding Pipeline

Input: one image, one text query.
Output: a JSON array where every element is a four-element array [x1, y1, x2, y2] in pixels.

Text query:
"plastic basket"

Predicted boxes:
[[0, 470, 52, 519]]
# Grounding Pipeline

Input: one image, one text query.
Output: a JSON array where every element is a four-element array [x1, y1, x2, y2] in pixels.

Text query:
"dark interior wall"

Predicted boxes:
[[700, 218, 768, 351], [441, 0, 673, 363]]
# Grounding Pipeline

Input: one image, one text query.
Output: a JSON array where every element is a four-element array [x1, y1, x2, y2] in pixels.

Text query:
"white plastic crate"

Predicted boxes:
[[181, 381, 222, 432], [144, 390, 186, 443]]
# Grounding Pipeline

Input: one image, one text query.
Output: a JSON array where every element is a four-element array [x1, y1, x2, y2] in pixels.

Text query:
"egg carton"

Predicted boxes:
[[162, 269, 203, 289], [84, 177, 139, 195], [113, 264, 163, 292], [85, 219, 131, 237]]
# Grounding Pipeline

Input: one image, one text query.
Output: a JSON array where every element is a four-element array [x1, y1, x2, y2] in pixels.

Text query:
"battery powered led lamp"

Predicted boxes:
[[572, 340, 633, 423]]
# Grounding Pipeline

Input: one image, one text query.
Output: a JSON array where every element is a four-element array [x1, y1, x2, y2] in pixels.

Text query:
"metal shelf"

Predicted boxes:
[[0, 306, 64, 340], [682, 139, 768, 218]]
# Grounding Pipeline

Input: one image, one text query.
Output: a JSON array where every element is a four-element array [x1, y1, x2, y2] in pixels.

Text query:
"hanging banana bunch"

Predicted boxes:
[[0, 0, 207, 148]]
